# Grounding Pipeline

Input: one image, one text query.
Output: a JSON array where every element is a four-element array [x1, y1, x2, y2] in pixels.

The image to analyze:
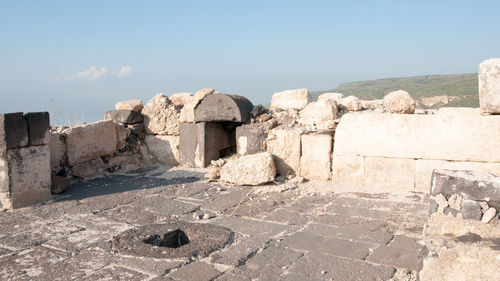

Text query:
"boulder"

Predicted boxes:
[[220, 152, 276, 185], [144, 135, 180, 165], [63, 120, 118, 166], [298, 99, 338, 130], [478, 58, 500, 114], [431, 169, 500, 210], [383, 90, 416, 114], [115, 99, 143, 112], [0, 112, 28, 150], [179, 88, 215, 122], [270, 88, 311, 111], [194, 94, 254, 123], [339, 96, 362, 111], [317, 92, 344, 103], [142, 93, 180, 135], [104, 110, 144, 124], [169, 92, 192, 107], [266, 128, 301, 176]]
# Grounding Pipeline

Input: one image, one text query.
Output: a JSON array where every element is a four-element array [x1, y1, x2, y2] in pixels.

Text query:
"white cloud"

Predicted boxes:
[[115, 66, 132, 78], [65, 66, 108, 81]]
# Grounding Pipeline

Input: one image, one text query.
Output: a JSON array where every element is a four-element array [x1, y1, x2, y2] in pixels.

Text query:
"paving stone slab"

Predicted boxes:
[[288, 251, 396, 281], [366, 244, 427, 270], [130, 196, 200, 216], [82, 265, 149, 281], [211, 215, 298, 237], [388, 235, 425, 251], [288, 195, 333, 214], [43, 228, 115, 253], [279, 273, 323, 281], [159, 182, 213, 199], [303, 223, 393, 245], [116, 256, 185, 276], [201, 188, 251, 213], [263, 208, 314, 226], [313, 213, 388, 230], [225, 191, 295, 219], [210, 236, 271, 266], [325, 204, 391, 220], [279, 231, 372, 260], [167, 261, 221, 281], [98, 205, 169, 226]]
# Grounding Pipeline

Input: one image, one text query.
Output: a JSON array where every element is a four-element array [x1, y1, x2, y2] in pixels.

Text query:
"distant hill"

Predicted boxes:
[[311, 73, 479, 108]]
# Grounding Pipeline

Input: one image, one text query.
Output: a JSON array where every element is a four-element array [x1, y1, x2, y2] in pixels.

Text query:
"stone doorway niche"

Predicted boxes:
[[179, 94, 253, 167]]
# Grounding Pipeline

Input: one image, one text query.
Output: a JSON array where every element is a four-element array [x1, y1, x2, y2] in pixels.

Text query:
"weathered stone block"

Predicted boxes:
[[461, 200, 482, 220], [298, 99, 337, 130], [51, 173, 70, 194], [179, 122, 236, 168], [431, 169, 500, 209], [115, 99, 143, 112], [3, 146, 51, 208], [333, 112, 500, 162], [270, 88, 311, 111], [179, 88, 215, 123], [220, 152, 276, 185], [479, 58, 500, 114], [339, 96, 362, 111], [235, 125, 267, 155], [300, 133, 332, 180], [169, 92, 192, 107], [415, 160, 500, 191], [144, 135, 179, 165], [194, 94, 254, 123], [63, 120, 117, 166], [266, 128, 301, 176], [317, 92, 344, 103], [331, 155, 364, 187], [142, 93, 180, 135], [383, 90, 415, 114], [24, 112, 50, 146], [104, 110, 143, 124], [364, 157, 415, 189], [49, 132, 66, 172], [0, 112, 28, 150]]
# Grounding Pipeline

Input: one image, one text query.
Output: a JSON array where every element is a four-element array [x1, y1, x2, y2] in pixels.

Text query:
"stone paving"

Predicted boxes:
[[0, 166, 429, 281]]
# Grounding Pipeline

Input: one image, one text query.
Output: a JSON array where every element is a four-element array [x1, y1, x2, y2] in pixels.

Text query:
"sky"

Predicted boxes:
[[1, 0, 499, 124]]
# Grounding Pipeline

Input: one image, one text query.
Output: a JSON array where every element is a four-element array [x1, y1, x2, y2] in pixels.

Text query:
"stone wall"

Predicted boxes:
[[331, 111, 500, 190]]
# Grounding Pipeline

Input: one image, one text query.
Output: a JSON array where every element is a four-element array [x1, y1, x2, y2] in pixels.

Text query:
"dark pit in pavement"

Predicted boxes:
[[113, 221, 233, 258]]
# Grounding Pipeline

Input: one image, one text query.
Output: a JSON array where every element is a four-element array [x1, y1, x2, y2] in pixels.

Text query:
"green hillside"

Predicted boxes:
[[311, 73, 479, 108]]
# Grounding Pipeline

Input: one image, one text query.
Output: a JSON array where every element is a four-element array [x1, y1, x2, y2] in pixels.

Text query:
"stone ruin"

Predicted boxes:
[[1, 58, 500, 280]]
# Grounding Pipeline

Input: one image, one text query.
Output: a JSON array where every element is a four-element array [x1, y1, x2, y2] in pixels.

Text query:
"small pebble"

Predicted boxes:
[[203, 213, 210, 220], [481, 207, 497, 223], [193, 213, 200, 220], [321, 270, 327, 275]]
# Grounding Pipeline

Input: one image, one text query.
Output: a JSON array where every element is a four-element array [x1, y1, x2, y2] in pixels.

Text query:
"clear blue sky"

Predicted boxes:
[[1, 0, 499, 124]]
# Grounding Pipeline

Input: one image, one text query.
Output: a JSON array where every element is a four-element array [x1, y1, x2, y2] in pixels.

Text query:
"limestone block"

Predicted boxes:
[[266, 128, 301, 176], [179, 88, 215, 123], [170, 92, 193, 107], [115, 99, 143, 112], [49, 132, 66, 172], [115, 123, 129, 150], [142, 93, 180, 135], [179, 122, 235, 168], [333, 112, 500, 163], [383, 90, 415, 114], [144, 135, 180, 165], [0, 112, 28, 150], [270, 88, 311, 111], [331, 155, 364, 187], [478, 58, 500, 114], [364, 157, 415, 189], [461, 200, 482, 220], [431, 169, 500, 209], [6, 146, 52, 208], [298, 99, 338, 130], [317, 92, 344, 103], [194, 94, 254, 123], [300, 133, 333, 180], [436, 107, 481, 117], [339, 96, 362, 111], [104, 110, 144, 124], [236, 125, 267, 155], [63, 120, 118, 166], [415, 160, 500, 191], [220, 152, 276, 185], [24, 112, 50, 146]]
